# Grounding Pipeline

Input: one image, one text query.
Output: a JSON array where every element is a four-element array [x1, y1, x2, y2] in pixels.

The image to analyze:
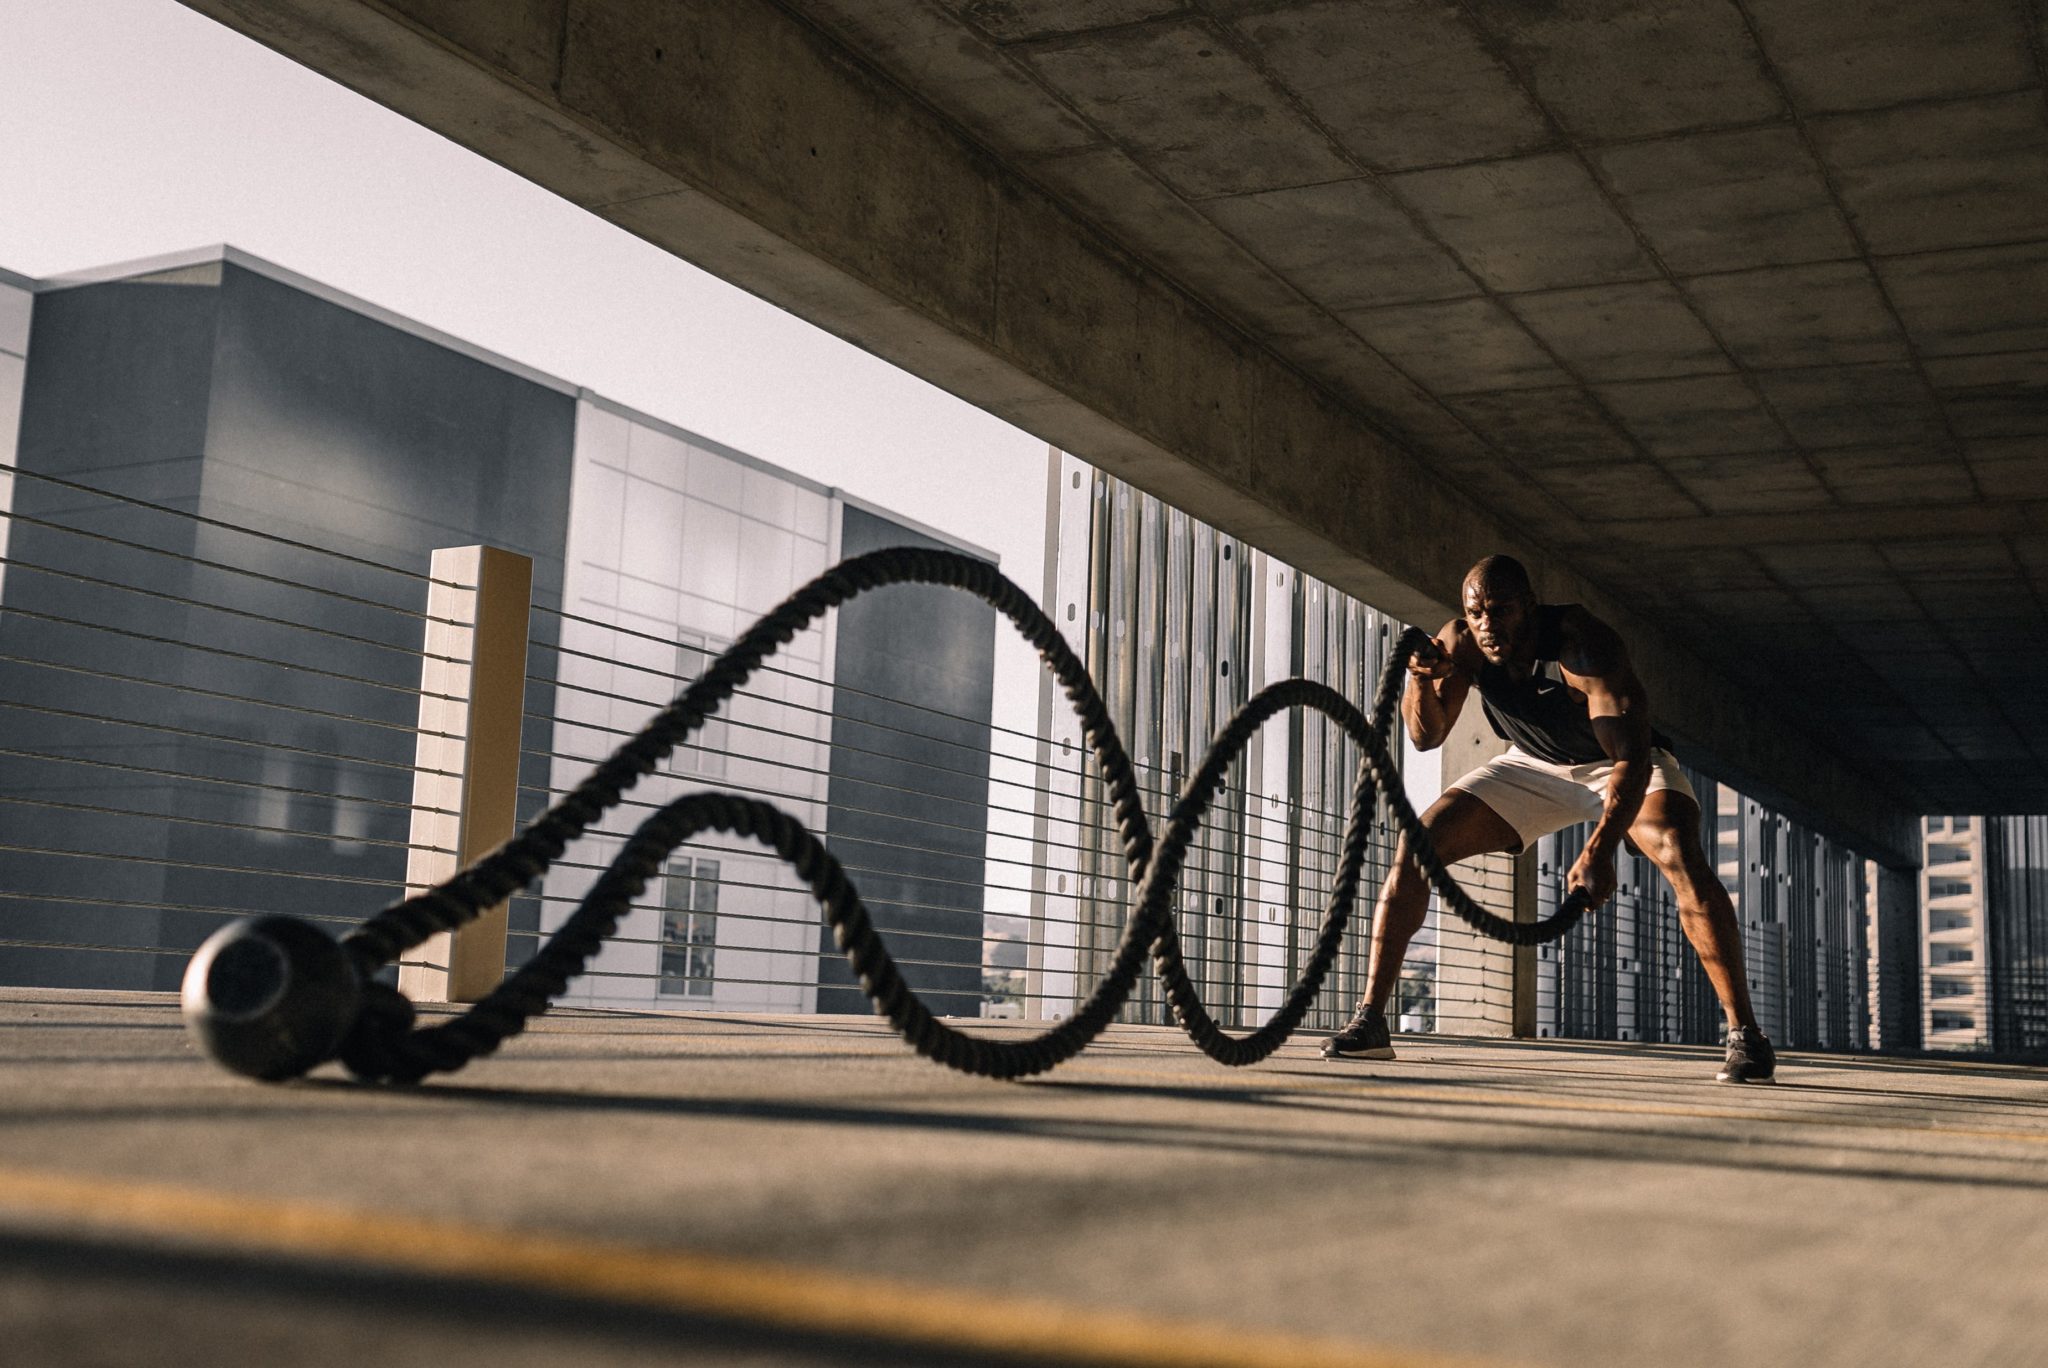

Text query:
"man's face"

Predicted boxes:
[[1463, 577, 1534, 666]]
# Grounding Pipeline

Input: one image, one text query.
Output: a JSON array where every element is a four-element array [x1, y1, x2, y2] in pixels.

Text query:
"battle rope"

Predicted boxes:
[[180, 546, 1591, 1084]]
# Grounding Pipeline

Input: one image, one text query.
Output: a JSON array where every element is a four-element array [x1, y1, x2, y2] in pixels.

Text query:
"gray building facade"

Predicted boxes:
[[0, 249, 995, 1010], [0, 254, 573, 990], [0, 266, 27, 597], [815, 506, 994, 1017]]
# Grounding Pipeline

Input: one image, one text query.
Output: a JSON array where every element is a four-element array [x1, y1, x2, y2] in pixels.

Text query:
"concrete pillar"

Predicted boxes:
[[1427, 705, 1532, 1037], [1868, 862, 1923, 1052], [400, 545, 533, 1004]]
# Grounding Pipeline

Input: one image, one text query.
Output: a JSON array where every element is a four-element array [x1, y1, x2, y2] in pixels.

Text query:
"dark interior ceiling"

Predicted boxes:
[[779, 0, 2048, 815]]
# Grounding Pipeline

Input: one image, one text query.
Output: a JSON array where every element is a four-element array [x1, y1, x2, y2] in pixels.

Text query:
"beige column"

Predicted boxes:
[[1428, 706, 1536, 1037], [400, 545, 534, 1004]]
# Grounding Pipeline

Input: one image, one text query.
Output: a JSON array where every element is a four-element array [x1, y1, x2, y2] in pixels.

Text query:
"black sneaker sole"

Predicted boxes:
[[1322, 1043, 1396, 1061]]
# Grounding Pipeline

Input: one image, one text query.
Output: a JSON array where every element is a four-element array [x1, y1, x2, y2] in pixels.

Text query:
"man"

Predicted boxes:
[[1323, 554, 1775, 1083]]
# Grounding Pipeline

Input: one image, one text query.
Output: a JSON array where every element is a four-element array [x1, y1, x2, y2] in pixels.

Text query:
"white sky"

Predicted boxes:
[[0, 0, 1060, 916], [0, 1, 1050, 571]]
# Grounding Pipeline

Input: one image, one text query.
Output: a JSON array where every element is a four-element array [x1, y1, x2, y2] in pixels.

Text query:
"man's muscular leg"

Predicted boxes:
[[1627, 790, 1760, 1033], [1361, 789, 1522, 1014]]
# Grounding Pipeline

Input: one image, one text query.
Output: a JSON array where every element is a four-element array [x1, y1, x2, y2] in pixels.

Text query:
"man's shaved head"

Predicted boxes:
[[1463, 554, 1533, 602], [1461, 555, 1537, 665]]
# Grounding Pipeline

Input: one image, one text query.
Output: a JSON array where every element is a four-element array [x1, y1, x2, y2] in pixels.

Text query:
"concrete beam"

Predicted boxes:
[[1600, 497, 2048, 549], [175, 0, 1920, 867]]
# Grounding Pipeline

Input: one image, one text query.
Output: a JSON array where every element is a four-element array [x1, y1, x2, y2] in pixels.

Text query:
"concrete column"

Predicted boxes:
[[1428, 705, 1530, 1037], [1511, 848, 1538, 1038], [1868, 862, 1923, 1052], [400, 545, 533, 1004]]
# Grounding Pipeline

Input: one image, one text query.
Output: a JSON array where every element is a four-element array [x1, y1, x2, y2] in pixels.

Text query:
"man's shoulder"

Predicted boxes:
[[1545, 602, 1607, 635], [1549, 604, 1628, 675]]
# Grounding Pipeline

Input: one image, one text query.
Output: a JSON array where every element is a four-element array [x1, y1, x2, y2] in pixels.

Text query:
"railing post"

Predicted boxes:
[[400, 545, 533, 1004], [1511, 847, 1538, 1037]]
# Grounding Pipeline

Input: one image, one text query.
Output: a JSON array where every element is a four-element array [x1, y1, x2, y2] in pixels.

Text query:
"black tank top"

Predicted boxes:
[[1475, 605, 1670, 765]]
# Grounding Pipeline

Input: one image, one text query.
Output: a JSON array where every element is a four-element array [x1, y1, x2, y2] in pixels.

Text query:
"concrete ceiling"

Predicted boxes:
[[780, 0, 2048, 817], [169, 0, 2044, 849]]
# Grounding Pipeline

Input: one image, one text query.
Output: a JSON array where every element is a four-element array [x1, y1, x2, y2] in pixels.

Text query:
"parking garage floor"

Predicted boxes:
[[0, 988, 2042, 1367]]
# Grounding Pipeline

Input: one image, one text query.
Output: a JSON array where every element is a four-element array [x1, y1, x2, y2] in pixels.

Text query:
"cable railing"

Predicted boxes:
[[0, 743, 460, 819], [0, 461, 1481, 1033], [534, 621, 1399, 840], [0, 694, 465, 783], [7, 454, 1905, 1051], [518, 733, 1382, 891], [0, 545, 468, 667]]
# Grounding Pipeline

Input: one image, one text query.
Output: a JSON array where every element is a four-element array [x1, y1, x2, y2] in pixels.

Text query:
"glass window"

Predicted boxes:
[[659, 857, 720, 997]]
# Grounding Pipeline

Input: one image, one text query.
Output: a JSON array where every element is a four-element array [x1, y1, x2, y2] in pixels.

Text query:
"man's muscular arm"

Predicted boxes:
[[1559, 609, 1653, 906], [1403, 619, 1478, 751]]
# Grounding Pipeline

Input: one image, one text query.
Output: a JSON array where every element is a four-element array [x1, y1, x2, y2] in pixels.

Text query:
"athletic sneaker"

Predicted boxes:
[[1322, 1006, 1395, 1060], [1717, 1025, 1776, 1083]]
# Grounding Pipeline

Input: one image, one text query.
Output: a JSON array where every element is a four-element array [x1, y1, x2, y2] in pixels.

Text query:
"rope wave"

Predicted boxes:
[[185, 546, 1591, 1084]]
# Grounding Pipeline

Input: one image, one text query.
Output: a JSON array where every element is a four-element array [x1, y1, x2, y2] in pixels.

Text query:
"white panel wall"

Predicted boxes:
[[0, 277, 29, 602], [543, 397, 836, 1013]]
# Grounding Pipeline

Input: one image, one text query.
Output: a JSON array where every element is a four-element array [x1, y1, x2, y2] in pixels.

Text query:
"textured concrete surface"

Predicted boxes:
[[696, 0, 2048, 823], [3, 988, 2046, 1366], [166, 0, 2048, 860]]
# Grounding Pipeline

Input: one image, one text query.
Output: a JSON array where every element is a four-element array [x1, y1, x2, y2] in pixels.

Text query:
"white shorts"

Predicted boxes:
[[1446, 747, 1695, 854]]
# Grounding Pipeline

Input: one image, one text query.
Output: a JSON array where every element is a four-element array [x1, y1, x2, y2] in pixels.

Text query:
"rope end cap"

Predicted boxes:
[[181, 915, 362, 1081]]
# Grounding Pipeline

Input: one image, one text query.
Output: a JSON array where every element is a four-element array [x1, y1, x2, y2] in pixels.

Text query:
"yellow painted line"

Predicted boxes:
[[0, 1164, 1500, 1368], [1058, 1061, 2048, 1149]]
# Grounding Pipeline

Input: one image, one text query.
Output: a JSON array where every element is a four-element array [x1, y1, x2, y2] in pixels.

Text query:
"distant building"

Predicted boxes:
[[1529, 775, 1723, 1046], [1921, 814, 2048, 1054], [1034, 454, 1421, 1032], [1044, 453, 1878, 1049], [1531, 782, 1870, 1050], [1921, 816, 1989, 1048], [0, 247, 995, 1014], [1984, 816, 2048, 1053]]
